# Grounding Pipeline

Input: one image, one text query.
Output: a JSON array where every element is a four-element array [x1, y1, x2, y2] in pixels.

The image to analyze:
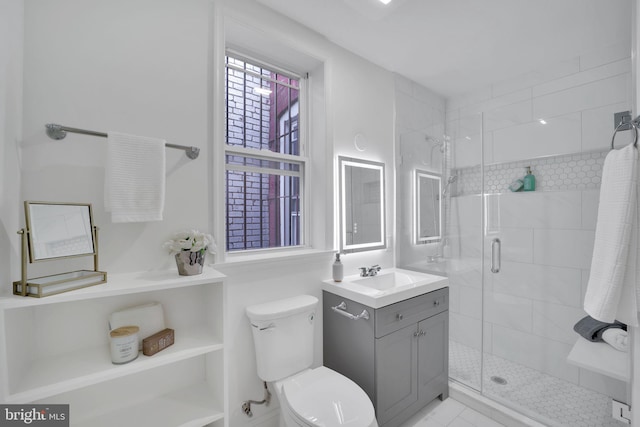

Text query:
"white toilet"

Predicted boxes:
[[246, 295, 378, 427]]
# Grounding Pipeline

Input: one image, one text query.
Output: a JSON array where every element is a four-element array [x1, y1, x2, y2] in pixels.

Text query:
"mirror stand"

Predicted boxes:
[[13, 226, 107, 298]]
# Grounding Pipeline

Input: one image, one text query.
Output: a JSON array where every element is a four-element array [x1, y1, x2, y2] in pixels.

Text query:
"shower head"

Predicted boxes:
[[425, 135, 445, 153], [442, 174, 458, 196]]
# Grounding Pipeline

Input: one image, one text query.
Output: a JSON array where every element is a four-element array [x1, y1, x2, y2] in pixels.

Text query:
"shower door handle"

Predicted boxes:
[[490, 238, 501, 273]]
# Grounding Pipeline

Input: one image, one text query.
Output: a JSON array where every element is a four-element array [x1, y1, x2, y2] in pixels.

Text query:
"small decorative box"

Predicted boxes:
[[142, 328, 175, 356]]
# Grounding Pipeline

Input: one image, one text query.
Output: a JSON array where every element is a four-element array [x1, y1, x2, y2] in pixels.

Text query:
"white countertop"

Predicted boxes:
[[322, 267, 448, 308]]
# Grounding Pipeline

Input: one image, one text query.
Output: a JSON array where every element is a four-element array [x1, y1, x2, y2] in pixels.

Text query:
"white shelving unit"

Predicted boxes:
[[0, 267, 226, 427]]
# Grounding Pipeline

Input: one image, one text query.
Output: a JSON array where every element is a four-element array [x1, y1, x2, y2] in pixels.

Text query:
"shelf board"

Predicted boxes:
[[567, 336, 629, 382], [73, 382, 224, 427], [1, 267, 226, 309], [6, 330, 223, 403]]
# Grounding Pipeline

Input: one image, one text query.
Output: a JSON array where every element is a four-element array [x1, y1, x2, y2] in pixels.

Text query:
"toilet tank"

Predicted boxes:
[[246, 295, 318, 382]]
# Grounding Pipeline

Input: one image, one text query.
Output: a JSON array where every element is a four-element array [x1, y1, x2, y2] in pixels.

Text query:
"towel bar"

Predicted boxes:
[[45, 123, 200, 159]]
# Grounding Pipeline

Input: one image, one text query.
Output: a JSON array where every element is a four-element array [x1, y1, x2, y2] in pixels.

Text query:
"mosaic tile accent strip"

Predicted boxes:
[[452, 150, 608, 196], [449, 340, 626, 427]]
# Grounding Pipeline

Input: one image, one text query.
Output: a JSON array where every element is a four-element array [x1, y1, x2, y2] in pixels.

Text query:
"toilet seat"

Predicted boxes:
[[280, 366, 377, 427]]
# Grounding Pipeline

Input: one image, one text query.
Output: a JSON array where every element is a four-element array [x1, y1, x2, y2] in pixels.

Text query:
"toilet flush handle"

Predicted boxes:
[[251, 322, 276, 331]]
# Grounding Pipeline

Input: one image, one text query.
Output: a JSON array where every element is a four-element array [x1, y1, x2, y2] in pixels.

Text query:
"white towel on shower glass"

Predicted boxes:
[[584, 143, 639, 327], [104, 131, 166, 223]]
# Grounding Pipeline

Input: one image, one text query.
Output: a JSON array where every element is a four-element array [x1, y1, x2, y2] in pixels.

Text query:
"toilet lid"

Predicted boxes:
[[282, 366, 376, 427]]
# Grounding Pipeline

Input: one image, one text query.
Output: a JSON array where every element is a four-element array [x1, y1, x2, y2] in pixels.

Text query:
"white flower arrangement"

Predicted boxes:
[[163, 229, 217, 255]]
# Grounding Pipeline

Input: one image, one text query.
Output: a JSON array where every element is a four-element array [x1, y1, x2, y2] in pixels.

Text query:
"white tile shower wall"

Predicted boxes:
[[446, 45, 630, 401], [450, 189, 626, 399], [455, 150, 607, 196], [394, 74, 447, 268], [492, 112, 582, 163]]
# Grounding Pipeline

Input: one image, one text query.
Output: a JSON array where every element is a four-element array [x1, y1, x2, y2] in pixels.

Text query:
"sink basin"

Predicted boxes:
[[352, 271, 419, 290], [323, 268, 448, 308]]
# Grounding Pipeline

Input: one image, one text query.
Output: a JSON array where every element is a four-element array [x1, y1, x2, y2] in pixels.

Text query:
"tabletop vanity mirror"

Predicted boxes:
[[13, 201, 106, 297], [339, 156, 386, 253]]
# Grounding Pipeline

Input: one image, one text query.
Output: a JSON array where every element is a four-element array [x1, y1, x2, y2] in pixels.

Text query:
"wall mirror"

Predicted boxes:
[[414, 170, 442, 244], [339, 156, 385, 253], [25, 201, 96, 261]]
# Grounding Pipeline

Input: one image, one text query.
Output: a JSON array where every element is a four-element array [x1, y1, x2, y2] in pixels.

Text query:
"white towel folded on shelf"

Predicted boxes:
[[105, 131, 166, 223], [602, 328, 629, 352], [584, 143, 639, 327]]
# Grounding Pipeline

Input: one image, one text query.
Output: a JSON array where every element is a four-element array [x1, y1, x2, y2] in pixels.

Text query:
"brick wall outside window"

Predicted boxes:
[[225, 56, 301, 251]]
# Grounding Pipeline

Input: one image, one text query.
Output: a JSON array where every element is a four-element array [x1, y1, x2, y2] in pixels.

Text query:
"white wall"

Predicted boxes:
[[0, 0, 23, 298], [394, 74, 447, 269], [20, 0, 396, 276], [447, 42, 632, 403], [22, 0, 211, 276], [0, 0, 23, 405], [633, 1, 640, 424], [18, 1, 397, 426], [216, 2, 395, 425]]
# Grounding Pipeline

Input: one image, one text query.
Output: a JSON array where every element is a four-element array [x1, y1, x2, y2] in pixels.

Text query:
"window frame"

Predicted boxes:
[[223, 51, 310, 256]]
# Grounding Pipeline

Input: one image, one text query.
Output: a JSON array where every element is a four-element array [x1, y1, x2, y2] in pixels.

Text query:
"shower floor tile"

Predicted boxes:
[[449, 341, 627, 427]]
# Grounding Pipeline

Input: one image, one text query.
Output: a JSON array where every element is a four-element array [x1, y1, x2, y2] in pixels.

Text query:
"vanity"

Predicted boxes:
[[322, 268, 449, 427]]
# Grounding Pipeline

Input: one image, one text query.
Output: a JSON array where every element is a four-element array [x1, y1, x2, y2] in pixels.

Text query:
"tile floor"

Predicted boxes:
[[448, 341, 626, 427], [399, 397, 505, 427]]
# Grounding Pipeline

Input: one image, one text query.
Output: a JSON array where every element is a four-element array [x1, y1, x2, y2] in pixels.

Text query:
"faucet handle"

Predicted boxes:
[[368, 265, 381, 276], [359, 267, 368, 277]]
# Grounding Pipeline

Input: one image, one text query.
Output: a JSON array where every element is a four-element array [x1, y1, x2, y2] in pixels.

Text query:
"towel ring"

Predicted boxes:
[[611, 120, 639, 150]]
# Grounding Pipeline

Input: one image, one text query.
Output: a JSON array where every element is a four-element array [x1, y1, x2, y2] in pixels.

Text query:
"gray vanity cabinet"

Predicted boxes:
[[323, 287, 449, 427]]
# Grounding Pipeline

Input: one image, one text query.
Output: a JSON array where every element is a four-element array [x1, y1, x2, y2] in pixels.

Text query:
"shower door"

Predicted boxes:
[[446, 110, 628, 427], [445, 111, 485, 392]]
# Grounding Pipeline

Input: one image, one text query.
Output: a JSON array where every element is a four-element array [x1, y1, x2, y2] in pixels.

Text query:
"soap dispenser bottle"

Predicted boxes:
[[333, 253, 344, 282], [523, 166, 536, 191]]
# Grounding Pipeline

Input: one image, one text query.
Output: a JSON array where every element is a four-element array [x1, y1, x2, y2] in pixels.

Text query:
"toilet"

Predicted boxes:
[[246, 295, 378, 427]]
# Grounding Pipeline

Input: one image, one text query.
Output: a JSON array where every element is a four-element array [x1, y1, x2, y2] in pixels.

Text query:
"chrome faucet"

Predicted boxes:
[[359, 265, 381, 277]]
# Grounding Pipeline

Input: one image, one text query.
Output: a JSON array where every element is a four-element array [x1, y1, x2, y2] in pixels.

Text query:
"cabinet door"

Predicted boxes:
[[375, 323, 418, 425], [417, 311, 448, 404], [322, 292, 376, 401]]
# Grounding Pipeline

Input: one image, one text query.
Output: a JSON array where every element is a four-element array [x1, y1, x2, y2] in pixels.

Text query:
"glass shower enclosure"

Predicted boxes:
[[443, 110, 630, 427]]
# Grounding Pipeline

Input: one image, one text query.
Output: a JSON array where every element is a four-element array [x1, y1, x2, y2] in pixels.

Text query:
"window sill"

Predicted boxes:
[[213, 248, 335, 269]]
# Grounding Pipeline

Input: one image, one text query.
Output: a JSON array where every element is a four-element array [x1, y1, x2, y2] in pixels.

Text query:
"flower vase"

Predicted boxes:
[[175, 250, 205, 276]]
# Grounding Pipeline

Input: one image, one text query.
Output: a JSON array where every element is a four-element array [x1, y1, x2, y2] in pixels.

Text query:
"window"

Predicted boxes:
[[224, 53, 305, 252]]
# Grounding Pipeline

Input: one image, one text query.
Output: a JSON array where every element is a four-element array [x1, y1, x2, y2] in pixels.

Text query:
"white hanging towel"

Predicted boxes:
[[584, 143, 639, 327], [105, 131, 166, 223]]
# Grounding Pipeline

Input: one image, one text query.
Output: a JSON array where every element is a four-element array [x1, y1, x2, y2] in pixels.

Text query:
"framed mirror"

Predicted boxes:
[[25, 201, 96, 262], [414, 170, 442, 244], [339, 156, 385, 253], [14, 201, 105, 298]]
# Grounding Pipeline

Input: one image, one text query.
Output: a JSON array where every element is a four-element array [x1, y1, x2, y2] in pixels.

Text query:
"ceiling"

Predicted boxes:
[[254, 0, 632, 98]]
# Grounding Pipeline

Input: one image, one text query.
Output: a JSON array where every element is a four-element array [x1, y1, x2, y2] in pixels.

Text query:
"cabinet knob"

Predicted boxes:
[[433, 300, 440, 306], [396, 313, 404, 321]]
